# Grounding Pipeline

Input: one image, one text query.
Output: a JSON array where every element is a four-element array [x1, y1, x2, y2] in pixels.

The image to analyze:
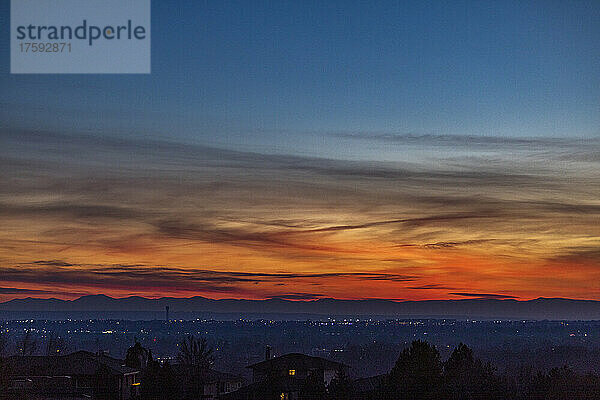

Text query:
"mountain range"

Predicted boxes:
[[2, 295, 600, 320]]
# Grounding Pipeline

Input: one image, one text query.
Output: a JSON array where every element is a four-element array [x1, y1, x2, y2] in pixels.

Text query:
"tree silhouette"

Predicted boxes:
[[444, 343, 501, 400], [176, 335, 214, 369], [445, 343, 476, 399], [125, 341, 152, 369], [300, 369, 326, 400], [176, 336, 214, 400], [445, 343, 475, 373], [382, 340, 443, 400], [327, 367, 354, 400], [140, 359, 178, 400]]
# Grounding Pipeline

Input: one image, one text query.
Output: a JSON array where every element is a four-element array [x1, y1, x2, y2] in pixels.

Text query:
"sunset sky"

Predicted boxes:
[[1, 1, 599, 302]]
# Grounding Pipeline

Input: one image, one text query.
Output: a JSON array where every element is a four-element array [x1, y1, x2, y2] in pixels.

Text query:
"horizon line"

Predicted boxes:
[[3, 294, 597, 304]]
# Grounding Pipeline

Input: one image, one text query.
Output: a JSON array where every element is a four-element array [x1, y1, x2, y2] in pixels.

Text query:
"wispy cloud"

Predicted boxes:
[[0, 287, 58, 295], [1, 129, 599, 300], [547, 247, 600, 265], [407, 284, 457, 290], [450, 293, 519, 299], [266, 293, 325, 300], [336, 132, 600, 149], [0, 261, 417, 299]]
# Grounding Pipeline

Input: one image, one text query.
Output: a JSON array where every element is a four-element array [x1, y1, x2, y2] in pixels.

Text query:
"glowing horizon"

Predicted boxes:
[[1, 131, 598, 303]]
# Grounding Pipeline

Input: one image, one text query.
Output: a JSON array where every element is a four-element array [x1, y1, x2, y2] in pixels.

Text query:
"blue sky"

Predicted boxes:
[[1, 0, 599, 158], [1, 1, 600, 301]]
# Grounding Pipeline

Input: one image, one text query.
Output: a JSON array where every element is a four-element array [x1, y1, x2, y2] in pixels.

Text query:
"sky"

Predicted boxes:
[[0, 0, 599, 302]]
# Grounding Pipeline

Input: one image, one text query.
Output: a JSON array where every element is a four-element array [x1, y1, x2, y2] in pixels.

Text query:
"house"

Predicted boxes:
[[1, 350, 141, 400], [222, 352, 348, 400], [248, 353, 348, 386]]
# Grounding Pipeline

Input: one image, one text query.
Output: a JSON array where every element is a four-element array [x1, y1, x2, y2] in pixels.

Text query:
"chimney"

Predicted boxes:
[[165, 305, 170, 322], [265, 345, 272, 361]]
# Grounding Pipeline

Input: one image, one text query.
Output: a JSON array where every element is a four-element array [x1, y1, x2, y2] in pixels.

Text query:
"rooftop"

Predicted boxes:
[[247, 353, 347, 372], [4, 350, 139, 377]]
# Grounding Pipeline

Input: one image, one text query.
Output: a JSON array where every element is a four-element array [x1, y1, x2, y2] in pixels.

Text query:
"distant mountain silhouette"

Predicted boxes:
[[2, 295, 600, 320]]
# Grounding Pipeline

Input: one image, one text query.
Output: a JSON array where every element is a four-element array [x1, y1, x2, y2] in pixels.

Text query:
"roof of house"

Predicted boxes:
[[4, 350, 139, 377], [247, 353, 347, 372]]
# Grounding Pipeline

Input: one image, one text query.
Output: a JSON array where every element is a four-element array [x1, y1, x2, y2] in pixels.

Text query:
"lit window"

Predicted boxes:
[[288, 369, 295, 376]]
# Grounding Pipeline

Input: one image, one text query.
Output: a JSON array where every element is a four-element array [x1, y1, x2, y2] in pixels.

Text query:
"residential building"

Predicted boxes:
[[1, 350, 140, 400]]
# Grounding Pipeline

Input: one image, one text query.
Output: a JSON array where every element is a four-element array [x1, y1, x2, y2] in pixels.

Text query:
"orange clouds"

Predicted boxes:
[[0, 131, 599, 302]]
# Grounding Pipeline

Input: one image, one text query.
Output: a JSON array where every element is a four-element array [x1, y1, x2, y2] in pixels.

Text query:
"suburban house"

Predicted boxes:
[[249, 353, 348, 386], [1, 350, 141, 400], [223, 351, 348, 400]]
